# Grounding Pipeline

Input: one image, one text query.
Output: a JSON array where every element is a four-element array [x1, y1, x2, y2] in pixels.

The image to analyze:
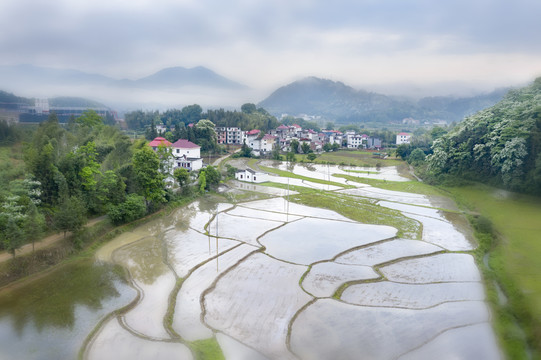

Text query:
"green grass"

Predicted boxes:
[[298, 150, 403, 167], [445, 184, 541, 359], [259, 165, 352, 189], [334, 174, 447, 196], [189, 338, 225, 360], [289, 191, 421, 239]]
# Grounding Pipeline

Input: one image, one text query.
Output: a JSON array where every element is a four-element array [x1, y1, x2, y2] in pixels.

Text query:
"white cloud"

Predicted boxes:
[[0, 0, 540, 97]]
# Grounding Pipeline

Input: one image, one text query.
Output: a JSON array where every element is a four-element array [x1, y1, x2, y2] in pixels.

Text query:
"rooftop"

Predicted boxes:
[[148, 137, 172, 147], [172, 138, 200, 149]]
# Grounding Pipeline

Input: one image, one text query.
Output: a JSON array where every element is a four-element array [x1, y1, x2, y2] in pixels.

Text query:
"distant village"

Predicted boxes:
[[214, 125, 412, 157], [149, 122, 413, 175]]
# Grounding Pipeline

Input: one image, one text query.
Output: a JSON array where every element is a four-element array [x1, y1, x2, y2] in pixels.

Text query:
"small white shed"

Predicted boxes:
[[235, 168, 267, 183]]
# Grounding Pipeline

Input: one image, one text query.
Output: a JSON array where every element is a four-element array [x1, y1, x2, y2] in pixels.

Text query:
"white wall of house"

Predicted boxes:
[[396, 134, 412, 145], [173, 146, 201, 158], [235, 170, 268, 183]]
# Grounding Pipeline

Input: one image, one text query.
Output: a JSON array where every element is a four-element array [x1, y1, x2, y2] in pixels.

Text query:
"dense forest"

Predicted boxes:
[[125, 103, 279, 134], [0, 111, 221, 256], [426, 78, 541, 194]]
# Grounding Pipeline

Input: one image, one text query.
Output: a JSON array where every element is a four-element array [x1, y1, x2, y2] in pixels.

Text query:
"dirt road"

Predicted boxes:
[[0, 215, 106, 264]]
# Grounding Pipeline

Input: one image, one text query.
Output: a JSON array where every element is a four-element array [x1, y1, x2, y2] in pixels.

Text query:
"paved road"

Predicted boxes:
[[0, 215, 106, 263]]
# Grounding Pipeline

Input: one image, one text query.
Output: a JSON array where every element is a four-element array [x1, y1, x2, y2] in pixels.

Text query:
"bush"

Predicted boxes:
[[107, 194, 146, 225]]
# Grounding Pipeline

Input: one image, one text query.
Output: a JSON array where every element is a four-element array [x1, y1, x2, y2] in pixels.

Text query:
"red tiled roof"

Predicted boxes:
[[148, 137, 172, 147], [246, 129, 261, 135], [398, 132, 411, 136], [292, 124, 302, 128], [172, 139, 200, 149], [277, 125, 289, 130], [262, 134, 276, 140]]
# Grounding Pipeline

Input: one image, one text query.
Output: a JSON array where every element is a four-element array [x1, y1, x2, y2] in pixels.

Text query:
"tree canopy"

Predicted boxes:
[[427, 78, 541, 194]]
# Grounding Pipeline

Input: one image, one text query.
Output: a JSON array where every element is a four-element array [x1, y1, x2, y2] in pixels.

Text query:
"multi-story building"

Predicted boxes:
[[216, 127, 243, 144], [396, 132, 412, 145]]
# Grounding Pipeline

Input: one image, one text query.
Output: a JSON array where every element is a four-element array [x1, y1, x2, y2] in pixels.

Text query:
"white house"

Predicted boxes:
[[172, 139, 203, 171], [235, 168, 268, 183], [396, 132, 412, 145]]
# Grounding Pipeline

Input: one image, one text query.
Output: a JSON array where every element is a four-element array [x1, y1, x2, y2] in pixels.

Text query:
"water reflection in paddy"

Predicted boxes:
[[0, 260, 136, 360], [259, 217, 397, 264]]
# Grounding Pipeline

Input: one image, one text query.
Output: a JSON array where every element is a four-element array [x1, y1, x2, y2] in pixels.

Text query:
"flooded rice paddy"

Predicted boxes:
[[0, 163, 502, 359]]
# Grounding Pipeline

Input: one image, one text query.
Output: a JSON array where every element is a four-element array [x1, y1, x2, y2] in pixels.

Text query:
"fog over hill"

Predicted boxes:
[[0, 64, 511, 120], [0, 64, 253, 110], [259, 77, 509, 124]]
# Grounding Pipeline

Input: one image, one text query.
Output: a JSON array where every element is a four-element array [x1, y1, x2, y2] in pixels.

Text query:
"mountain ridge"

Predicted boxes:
[[0, 64, 246, 92], [259, 77, 508, 124]]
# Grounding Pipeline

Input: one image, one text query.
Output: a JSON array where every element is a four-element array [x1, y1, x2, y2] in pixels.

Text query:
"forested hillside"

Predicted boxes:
[[427, 78, 541, 194], [258, 77, 507, 124]]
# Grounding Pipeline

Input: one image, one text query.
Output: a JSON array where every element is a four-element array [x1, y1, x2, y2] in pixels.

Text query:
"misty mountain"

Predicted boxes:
[[259, 77, 507, 124], [136, 66, 246, 89], [0, 64, 246, 92]]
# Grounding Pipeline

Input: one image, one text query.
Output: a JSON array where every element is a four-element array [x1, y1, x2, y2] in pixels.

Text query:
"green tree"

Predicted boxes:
[[301, 142, 311, 154], [181, 104, 203, 124], [205, 166, 221, 189], [133, 146, 166, 207], [198, 169, 207, 194], [225, 164, 237, 179], [272, 142, 282, 160], [76, 110, 104, 128], [408, 148, 426, 165], [54, 196, 87, 239], [290, 139, 300, 154], [24, 203, 45, 252], [240, 141, 252, 157], [286, 152, 296, 163], [241, 103, 257, 114], [307, 153, 317, 161], [107, 194, 147, 225], [2, 218, 23, 258], [173, 167, 190, 189], [323, 143, 332, 152], [97, 170, 126, 207]]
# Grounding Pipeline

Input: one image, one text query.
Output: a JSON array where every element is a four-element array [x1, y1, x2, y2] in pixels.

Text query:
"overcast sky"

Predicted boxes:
[[1, 0, 541, 95]]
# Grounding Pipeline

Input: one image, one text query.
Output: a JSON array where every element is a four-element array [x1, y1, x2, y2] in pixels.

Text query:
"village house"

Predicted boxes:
[[171, 139, 203, 171], [216, 127, 243, 145], [148, 137, 203, 173], [396, 132, 412, 145], [235, 168, 268, 183], [148, 137, 172, 151]]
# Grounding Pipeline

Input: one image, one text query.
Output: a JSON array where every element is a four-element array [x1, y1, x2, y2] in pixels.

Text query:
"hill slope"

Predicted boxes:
[[427, 77, 541, 193], [136, 66, 245, 89], [259, 77, 506, 124], [0, 64, 246, 92]]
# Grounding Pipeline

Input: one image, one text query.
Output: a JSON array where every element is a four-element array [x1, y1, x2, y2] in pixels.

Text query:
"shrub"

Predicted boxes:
[[107, 194, 146, 225]]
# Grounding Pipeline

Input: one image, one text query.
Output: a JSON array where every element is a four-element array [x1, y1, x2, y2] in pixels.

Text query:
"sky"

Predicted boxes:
[[1, 0, 541, 99]]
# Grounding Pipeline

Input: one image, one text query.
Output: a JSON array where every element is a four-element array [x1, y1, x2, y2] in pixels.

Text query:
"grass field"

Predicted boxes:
[[445, 184, 541, 358], [333, 174, 446, 196], [295, 150, 403, 167], [258, 165, 352, 188]]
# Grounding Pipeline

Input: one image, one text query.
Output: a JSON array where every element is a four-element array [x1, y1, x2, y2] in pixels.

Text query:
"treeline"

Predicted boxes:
[[125, 103, 279, 135], [425, 78, 541, 194], [0, 110, 222, 257]]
